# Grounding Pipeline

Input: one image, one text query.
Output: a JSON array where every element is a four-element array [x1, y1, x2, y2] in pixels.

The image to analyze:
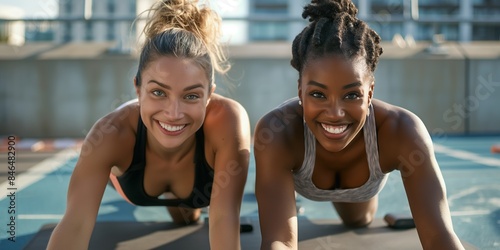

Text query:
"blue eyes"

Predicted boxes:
[[151, 90, 200, 100], [152, 90, 165, 97], [185, 94, 199, 100]]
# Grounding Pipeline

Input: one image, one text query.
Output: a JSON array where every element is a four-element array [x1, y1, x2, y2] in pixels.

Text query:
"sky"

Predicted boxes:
[[0, 0, 59, 18]]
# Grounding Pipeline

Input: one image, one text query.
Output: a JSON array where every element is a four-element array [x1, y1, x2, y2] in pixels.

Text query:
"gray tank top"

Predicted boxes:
[[293, 103, 388, 202]]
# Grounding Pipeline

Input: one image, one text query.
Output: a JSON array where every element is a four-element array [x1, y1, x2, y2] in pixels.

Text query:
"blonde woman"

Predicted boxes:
[[47, 1, 250, 249]]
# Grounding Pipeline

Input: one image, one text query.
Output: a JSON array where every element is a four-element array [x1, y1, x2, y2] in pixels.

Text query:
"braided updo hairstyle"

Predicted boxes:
[[291, 0, 383, 80], [136, 0, 229, 90]]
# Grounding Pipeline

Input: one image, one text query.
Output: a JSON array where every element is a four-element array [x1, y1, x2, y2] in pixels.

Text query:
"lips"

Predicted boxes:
[[321, 123, 348, 134]]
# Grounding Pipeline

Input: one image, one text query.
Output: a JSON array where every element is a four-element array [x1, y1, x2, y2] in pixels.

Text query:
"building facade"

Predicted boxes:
[[56, 0, 141, 43], [0, 5, 25, 45], [37, 0, 500, 43], [246, 0, 500, 42]]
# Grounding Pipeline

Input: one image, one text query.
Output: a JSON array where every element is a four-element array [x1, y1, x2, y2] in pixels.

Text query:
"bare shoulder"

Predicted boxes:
[[81, 101, 139, 167], [205, 93, 248, 124], [373, 99, 429, 139], [203, 94, 251, 149], [373, 100, 433, 171], [254, 98, 304, 171]]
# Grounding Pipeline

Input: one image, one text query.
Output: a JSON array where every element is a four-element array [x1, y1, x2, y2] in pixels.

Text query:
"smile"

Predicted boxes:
[[159, 121, 186, 132], [321, 123, 348, 134]]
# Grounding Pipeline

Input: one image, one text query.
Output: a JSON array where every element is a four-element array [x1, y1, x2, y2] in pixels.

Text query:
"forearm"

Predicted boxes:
[[209, 211, 240, 250], [421, 232, 464, 250], [47, 218, 93, 250], [259, 216, 298, 250], [261, 240, 296, 250]]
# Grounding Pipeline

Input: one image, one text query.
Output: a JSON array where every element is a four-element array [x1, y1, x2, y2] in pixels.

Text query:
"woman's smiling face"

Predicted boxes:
[[136, 56, 212, 150], [299, 54, 374, 152]]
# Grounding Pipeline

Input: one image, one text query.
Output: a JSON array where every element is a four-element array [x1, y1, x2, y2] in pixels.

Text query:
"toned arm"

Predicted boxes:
[[47, 111, 134, 250], [254, 109, 301, 250], [204, 98, 251, 250], [392, 109, 464, 250]]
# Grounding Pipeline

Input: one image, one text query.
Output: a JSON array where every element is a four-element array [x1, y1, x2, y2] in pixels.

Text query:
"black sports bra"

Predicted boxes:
[[116, 117, 214, 208]]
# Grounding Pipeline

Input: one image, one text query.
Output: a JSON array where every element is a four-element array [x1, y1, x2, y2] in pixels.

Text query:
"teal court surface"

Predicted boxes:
[[1, 136, 499, 249]]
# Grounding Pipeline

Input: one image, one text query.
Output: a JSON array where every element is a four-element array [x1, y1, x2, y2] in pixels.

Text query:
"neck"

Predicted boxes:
[[146, 132, 197, 163]]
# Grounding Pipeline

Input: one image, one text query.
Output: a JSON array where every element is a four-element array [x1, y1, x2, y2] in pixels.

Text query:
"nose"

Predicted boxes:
[[164, 98, 184, 120], [324, 99, 345, 119]]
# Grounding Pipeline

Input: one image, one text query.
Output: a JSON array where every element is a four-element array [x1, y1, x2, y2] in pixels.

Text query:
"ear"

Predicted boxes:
[[368, 81, 375, 106], [207, 83, 216, 106], [297, 79, 303, 104], [134, 77, 141, 101]]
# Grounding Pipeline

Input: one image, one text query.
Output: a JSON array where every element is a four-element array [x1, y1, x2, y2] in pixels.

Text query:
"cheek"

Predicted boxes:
[[353, 104, 367, 115], [139, 102, 155, 122], [302, 104, 321, 120], [139, 97, 159, 111], [187, 102, 207, 117]]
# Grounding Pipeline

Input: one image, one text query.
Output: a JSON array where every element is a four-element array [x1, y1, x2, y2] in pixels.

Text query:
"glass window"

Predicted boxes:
[[368, 22, 404, 41], [107, 0, 115, 14], [27, 22, 55, 41], [250, 0, 288, 41], [473, 0, 500, 17], [473, 24, 500, 40], [85, 22, 93, 41], [371, 0, 404, 16], [63, 22, 72, 42], [64, 2, 72, 14], [419, 0, 460, 17], [0, 24, 8, 42], [419, 0, 459, 4], [129, 0, 137, 14], [107, 21, 115, 40], [253, 0, 287, 14], [250, 23, 288, 41], [416, 23, 459, 41]]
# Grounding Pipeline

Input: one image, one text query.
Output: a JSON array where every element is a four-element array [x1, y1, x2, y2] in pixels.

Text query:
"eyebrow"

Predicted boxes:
[[307, 80, 362, 90], [148, 80, 205, 91], [342, 82, 362, 90]]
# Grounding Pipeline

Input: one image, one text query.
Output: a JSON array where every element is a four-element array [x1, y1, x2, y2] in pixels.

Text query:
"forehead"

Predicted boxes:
[[144, 56, 209, 85], [302, 55, 367, 84]]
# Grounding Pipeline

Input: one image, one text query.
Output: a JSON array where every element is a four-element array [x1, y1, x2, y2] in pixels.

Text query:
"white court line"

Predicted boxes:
[[18, 214, 64, 220], [15, 211, 491, 219], [16, 210, 491, 219], [433, 143, 500, 168], [0, 148, 79, 202], [450, 210, 491, 217]]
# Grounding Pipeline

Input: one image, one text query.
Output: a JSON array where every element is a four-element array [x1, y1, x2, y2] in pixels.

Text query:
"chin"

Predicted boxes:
[[317, 131, 358, 153], [320, 141, 350, 153]]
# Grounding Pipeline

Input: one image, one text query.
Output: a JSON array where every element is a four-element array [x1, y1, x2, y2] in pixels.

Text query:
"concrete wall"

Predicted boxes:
[[374, 43, 468, 134], [0, 58, 138, 138], [1, 42, 499, 138], [218, 58, 298, 130], [460, 43, 500, 134]]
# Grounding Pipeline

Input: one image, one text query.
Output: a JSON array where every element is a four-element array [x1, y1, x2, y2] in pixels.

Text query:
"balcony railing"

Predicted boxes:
[[0, 14, 499, 45]]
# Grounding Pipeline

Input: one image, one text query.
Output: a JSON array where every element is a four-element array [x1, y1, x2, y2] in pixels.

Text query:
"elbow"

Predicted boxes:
[[260, 228, 297, 250], [260, 240, 296, 250], [47, 215, 95, 250], [420, 232, 465, 250]]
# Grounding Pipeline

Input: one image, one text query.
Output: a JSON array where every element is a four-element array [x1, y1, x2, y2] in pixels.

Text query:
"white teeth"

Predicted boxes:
[[321, 123, 348, 134], [159, 121, 185, 132]]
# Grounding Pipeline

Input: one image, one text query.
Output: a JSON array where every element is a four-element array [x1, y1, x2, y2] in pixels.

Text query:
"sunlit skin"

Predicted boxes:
[[299, 55, 373, 154], [47, 55, 251, 250], [137, 56, 213, 156], [255, 54, 464, 249]]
